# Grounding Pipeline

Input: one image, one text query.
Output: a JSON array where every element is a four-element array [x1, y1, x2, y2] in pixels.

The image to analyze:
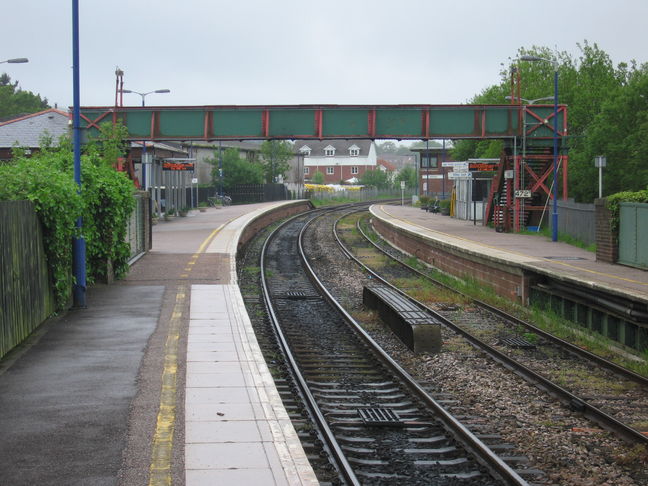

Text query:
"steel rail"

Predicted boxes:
[[355, 215, 648, 388], [334, 213, 648, 446], [261, 208, 361, 486], [303, 210, 530, 486]]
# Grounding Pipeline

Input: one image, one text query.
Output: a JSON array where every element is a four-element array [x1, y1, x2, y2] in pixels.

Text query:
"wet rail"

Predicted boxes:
[[332, 211, 648, 447], [260, 206, 529, 485]]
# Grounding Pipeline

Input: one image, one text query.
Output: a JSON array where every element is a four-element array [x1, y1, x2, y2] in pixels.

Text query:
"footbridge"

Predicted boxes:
[[80, 103, 568, 229]]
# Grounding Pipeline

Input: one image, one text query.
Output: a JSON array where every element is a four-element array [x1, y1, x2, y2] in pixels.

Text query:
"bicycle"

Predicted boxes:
[[207, 194, 232, 207]]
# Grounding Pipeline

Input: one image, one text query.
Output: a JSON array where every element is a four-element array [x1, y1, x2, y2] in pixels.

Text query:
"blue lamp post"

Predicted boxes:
[[520, 55, 560, 242], [72, 0, 86, 307]]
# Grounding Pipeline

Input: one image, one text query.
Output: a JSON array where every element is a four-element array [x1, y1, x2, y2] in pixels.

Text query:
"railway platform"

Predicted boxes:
[[0, 200, 317, 486], [370, 203, 648, 303], [370, 203, 648, 351]]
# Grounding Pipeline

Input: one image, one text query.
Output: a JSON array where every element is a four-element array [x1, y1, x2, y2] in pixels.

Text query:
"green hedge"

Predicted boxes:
[[606, 188, 648, 234], [0, 128, 135, 309]]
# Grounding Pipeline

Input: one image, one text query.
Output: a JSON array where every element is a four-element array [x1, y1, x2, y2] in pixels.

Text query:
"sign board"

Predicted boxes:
[[504, 170, 514, 179], [191, 178, 198, 184], [400, 181, 405, 189], [448, 171, 471, 179], [469, 162, 497, 171], [163, 161, 195, 171], [515, 190, 532, 198], [442, 161, 469, 170]]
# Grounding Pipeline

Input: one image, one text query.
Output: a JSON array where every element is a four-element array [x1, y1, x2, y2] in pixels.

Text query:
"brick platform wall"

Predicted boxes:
[[372, 218, 530, 304], [238, 200, 313, 250], [595, 198, 618, 264]]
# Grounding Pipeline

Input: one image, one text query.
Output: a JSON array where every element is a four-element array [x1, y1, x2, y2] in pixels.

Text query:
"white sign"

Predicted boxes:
[[515, 190, 532, 198], [400, 181, 405, 189], [442, 161, 469, 170], [191, 178, 198, 184], [504, 170, 514, 179], [448, 171, 472, 179]]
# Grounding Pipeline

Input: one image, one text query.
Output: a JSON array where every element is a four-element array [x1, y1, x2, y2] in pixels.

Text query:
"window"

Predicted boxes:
[[348, 144, 360, 156], [420, 154, 438, 169], [300, 146, 311, 156], [326, 167, 334, 175], [304, 167, 309, 174], [324, 145, 336, 156], [351, 166, 358, 174]]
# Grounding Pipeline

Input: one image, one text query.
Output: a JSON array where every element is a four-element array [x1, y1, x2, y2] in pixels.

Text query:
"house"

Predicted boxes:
[[377, 158, 398, 183], [0, 109, 70, 160], [295, 140, 377, 184]]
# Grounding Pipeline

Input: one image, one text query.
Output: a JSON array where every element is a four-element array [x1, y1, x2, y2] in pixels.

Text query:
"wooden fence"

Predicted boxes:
[[0, 201, 55, 359]]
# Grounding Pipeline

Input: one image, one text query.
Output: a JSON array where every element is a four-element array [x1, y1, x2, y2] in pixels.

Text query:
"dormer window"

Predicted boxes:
[[324, 145, 336, 156], [348, 144, 360, 156], [300, 145, 311, 156]]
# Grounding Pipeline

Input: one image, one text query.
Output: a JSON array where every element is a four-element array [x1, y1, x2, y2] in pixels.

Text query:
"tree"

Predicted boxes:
[[208, 148, 264, 190], [394, 166, 417, 189], [377, 141, 398, 154], [579, 64, 648, 198], [259, 140, 294, 183], [311, 171, 325, 184], [0, 74, 49, 119], [450, 41, 648, 201], [359, 168, 390, 189]]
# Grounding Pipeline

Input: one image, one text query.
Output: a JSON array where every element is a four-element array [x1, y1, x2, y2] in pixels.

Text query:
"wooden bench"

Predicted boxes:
[[363, 285, 442, 353]]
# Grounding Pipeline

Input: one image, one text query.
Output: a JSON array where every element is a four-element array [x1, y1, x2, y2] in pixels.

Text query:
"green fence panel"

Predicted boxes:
[[619, 202, 648, 269], [0, 201, 55, 359]]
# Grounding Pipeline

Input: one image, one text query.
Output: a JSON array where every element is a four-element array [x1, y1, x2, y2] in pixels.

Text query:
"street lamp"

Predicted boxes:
[[121, 88, 170, 106], [519, 54, 560, 242], [594, 155, 606, 199], [0, 58, 29, 64], [505, 95, 554, 104]]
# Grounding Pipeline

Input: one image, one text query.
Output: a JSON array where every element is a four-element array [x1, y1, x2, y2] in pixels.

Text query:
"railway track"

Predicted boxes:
[[330, 210, 648, 448], [259, 207, 530, 485]]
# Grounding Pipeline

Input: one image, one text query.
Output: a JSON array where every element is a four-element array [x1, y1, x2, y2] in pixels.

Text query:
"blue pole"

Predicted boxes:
[[552, 68, 559, 242], [218, 141, 223, 197], [72, 0, 86, 307]]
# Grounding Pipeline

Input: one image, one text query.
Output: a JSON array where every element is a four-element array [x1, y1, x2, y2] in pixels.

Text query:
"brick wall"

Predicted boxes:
[[238, 200, 313, 250], [372, 218, 529, 303], [595, 198, 618, 264]]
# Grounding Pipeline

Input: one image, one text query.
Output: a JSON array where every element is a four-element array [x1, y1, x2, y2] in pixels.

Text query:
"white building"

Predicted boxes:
[[295, 140, 377, 184]]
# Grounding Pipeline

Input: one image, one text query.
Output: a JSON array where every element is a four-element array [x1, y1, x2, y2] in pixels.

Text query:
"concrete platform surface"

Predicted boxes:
[[371, 204, 648, 304], [0, 201, 317, 486]]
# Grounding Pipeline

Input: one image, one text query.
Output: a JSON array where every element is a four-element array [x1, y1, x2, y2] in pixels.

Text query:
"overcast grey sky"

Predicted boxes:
[[4, 0, 648, 109]]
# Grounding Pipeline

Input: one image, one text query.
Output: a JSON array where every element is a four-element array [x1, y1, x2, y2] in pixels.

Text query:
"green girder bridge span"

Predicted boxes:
[[80, 104, 567, 230]]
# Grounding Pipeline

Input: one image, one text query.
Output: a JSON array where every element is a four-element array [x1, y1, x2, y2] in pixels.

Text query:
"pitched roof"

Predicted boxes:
[[295, 139, 373, 156], [377, 158, 397, 171], [0, 109, 70, 148]]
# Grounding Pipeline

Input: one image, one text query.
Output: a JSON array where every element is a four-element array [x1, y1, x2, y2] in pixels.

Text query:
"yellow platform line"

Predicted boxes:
[[148, 290, 185, 486], [148, 217, 240, 485], [379, 205, 648, 287]]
